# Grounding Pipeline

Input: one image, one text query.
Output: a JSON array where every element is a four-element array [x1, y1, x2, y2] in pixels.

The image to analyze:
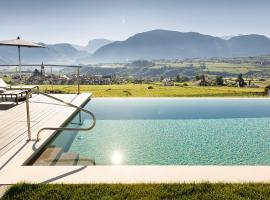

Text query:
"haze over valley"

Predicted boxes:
[[1, 30, 270, 65]]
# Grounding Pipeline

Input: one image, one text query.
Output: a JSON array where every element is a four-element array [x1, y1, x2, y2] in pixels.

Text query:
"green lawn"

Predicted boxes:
[[154, 60, 270, 74], [3, 183, 270, 200], [38, 84, 266, 97]]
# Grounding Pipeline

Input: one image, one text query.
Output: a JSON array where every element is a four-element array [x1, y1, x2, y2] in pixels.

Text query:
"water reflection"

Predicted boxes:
[[111, 151, 123, 165]]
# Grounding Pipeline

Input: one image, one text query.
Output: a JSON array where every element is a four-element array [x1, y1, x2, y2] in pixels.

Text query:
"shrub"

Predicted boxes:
[[183, 83, 188, 87], [216, 76, 224, 86]]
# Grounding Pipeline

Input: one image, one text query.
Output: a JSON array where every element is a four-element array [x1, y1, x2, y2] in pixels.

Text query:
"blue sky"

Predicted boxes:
[[0, 0, 269, 45]]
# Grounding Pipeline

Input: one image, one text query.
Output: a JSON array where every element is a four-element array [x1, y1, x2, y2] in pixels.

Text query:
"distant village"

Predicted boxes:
[[1, 63, 261, 90], [27, 66, 129, 85]]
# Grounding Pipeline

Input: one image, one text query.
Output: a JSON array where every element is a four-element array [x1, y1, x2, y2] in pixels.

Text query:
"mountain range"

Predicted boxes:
[[89, 30, 270, 62], [0, 43, 90, 65], [1, 30, 270, 65], [73, 39, 113, 54]]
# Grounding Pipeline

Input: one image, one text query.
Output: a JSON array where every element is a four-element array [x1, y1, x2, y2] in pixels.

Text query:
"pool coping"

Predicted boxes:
[[92, 97, 270, 99], [2, 166, 270, 184]]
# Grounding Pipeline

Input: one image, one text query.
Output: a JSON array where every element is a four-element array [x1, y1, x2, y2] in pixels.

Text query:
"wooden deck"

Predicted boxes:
[[0, 93, 91, 159]]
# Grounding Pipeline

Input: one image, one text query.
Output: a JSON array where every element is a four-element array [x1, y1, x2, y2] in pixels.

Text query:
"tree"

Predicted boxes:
[[33, 69, 41, 76], [195, 75, 205, 81], [195, 75, 201, 81], [176, 74, 181, 82], [179, 76, 189, 83], [236, 74, 246, 87], [200, 75, 206, 86], [160, 76, 164, 82], [216, 76, 224, 86]]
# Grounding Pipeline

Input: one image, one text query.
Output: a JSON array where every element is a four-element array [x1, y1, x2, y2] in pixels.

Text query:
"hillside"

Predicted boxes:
[[0, 43, 90, 64], [89, 30, 270, 63]]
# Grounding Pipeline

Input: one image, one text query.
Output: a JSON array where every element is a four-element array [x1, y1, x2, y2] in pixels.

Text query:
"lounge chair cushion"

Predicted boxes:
[[0, 78, 7, 89], [0, 88, 6, 93]]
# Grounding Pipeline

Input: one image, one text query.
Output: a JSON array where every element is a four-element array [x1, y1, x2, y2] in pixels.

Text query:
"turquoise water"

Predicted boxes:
[[47, 98, 270, 165]]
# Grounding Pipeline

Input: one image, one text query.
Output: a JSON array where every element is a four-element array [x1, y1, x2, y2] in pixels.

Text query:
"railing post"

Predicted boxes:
[[26, 92, 31, 141], [77, 67, 80, 95], [79, 111, 82, 125]]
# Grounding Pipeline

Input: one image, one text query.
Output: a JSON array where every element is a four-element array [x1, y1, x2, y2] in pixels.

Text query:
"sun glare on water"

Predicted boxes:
[[111, 151, 123, 165]]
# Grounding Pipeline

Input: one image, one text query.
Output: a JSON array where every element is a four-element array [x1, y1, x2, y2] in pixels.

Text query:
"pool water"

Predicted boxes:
[[33, 98, 270, 165]]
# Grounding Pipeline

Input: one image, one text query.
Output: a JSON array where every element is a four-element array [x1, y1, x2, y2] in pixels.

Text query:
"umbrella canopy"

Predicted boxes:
[[0, 37, 45, 81], [0, 37, 45, 48]]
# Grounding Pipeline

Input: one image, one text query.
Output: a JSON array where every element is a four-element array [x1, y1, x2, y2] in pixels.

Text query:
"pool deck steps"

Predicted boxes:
[[57, 152, 79, 166], [77, 158, 95, 166], [33, 147, 62, 166], [34, 149, 95, 166]]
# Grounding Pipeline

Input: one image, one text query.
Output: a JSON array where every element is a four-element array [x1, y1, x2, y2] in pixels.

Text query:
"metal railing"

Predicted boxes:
[[25, 91, 96, 141], [1, 63, 95, 142], [0, 64, 82, 94]]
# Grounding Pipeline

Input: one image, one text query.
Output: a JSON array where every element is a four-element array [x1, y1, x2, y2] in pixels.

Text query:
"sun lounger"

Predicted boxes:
[[0, 89, 28, 105], [8, 85, 40, 95], [0, 78, 39, 97], [0, 78, 38, 104]]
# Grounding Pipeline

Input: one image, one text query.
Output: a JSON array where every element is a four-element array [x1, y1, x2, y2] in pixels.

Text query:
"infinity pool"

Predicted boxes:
[[30, 98, 270, 165]]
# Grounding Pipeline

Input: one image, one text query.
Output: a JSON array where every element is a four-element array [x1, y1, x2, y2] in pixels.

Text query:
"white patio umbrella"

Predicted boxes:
[[0, 36, 45, 79]]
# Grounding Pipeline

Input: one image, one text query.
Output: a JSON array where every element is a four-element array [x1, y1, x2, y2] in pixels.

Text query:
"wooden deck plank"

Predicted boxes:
[[0, 101, 68, 144], [0, 93, 91, 158], [0, 97, 72, 150]]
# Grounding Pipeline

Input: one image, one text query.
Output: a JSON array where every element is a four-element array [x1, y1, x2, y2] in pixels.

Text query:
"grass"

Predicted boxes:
[[38, 84, 266, 97], [155, 60, 270, 74], [3, 183, 270, 200]]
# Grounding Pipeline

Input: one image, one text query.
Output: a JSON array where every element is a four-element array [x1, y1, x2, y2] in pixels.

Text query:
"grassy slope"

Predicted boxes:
[[155, 61, 270, 74], [3, 183, 270, 200], [39, 84, 265, 97]]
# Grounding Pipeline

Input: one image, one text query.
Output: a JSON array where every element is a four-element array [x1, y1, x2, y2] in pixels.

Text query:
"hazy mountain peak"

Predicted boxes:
[[72, 39, 113, 54], [229, 34, 269, 40], [87, 39, 111, 46], [221, 35, 236, 40], [86, 39, 113, 53]]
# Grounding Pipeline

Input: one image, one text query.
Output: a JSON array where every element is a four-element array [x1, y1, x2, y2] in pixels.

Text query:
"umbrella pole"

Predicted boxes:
[[18, 45, 22, 84]]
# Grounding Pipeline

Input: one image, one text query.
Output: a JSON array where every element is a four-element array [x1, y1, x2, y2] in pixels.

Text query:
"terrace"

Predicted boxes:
[[0, 92, 94, 181], [0, 64, 95, 182]]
